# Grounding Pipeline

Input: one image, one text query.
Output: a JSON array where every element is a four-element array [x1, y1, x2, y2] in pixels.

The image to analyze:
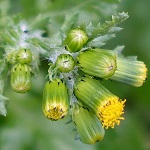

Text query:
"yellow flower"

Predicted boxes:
[[98, 97, 126, 129], [74, 76, 126, 129], [42, 78, 69, 121]]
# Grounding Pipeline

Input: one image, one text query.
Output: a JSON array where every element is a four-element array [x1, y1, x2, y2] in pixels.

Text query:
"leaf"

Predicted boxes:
[[113, 45, 125, 57], [85, 22, 95, 36], [0, 59, 9, 116], [29, 15, 51, 30], [88, 12, 129, 41], [61, 13, 79, 34], [109, 26, 122, 33], [0, 58, 7, 74], [88, 34, 116, 48], [0, 94, 8, 116], [59, 13, 79, 42]]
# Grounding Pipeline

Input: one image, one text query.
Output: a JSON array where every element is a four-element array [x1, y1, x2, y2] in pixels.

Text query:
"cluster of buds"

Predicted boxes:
[[4, 27, 147, 144], [41, 28, 147, 144], [6, 48, 33, 93]]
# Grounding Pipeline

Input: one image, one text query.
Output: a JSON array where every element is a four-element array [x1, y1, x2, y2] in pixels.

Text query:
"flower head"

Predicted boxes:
[[11, 63, 32, 93], [72, 103, 105, 144], [42, 78, 69, 121], [77, 49, 117, 78], [99, 97, 126, 129], [64, 28, 88, 53], [16, 48, 33, 64], [74, 76, 126, 129], [109, 57, 148, 87], [55, 54, 75, 73]]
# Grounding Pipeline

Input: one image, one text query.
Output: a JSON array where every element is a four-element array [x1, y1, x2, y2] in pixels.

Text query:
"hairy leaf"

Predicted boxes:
[[0, 94, 8, 116], [87, 12, 129, 42]]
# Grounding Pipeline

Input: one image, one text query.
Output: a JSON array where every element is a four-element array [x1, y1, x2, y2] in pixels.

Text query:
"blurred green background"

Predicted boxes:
[[0, 0, 150, 150]]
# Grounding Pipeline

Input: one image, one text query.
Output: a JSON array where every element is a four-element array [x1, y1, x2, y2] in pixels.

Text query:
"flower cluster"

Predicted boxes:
[[8, 48, 33, 93], [41, 28, 147, 144], [0, 12, 148, 144]]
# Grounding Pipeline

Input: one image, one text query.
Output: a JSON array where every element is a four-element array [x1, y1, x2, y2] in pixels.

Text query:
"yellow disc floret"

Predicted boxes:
[[43, 105, 68, 121], [42, 79, 69, 121], [98, 98, 126, 129]]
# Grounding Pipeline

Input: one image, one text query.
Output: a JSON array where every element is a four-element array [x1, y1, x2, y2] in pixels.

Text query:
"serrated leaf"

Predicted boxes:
[[88, 34, 115, 47], [2, 30, 17, 45], [27, 37, 59, 53], [59, 29, 66, 42], [29, 15, 51, 30], [8, 28, 20, 40], [27, 38, 50, 50], [85, 22, 95, 36], [61, 13, 79, 34], [113, 45, 125, 56], [88, 12, 129, 42], [112, 12, 129, 23], [0, 59, 6, 74], [0, 94, 8, 116], [109, 26, 122, 33], [0, 59, 8, 94], [79, 21, 86, 32]]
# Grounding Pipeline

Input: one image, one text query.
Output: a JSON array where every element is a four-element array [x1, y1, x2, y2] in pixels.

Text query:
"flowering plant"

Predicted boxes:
[[0, 0, 147, 145]]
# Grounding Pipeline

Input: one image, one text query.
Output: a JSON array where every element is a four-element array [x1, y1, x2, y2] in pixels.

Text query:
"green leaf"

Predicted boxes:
[[113, 45, 125, 57], [88, 12, 129, 42], [61, 13, 79, 35], [0, 94, 8, 116], [88, 34, 116, 48], [59, 13, 79, 43], [29, 15, 51, 30], [0, 58, 9, 116], [0, 58, 7, 74]]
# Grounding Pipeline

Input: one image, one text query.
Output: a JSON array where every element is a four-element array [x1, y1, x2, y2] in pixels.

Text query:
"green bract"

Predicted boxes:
[[16, 48, 33, 64], [77, 49, 117, 78], [55, 54, 75, 73], [11, 64, 32, 93], [42, 78, 69, 121], [72, 103, 105, 144], [64, 29, 88, 53], [109, 57, 148, 87]]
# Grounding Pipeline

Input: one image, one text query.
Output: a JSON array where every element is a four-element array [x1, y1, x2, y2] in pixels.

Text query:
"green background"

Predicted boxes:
[[0, 0, 150, 150]]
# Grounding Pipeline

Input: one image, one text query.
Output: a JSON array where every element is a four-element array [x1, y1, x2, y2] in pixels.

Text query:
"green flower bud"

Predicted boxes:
[[42, 78, 69, 121], [74, 77, 126, 129], [16, 48, 32, 64], [6, 50, 17, 65], [72, 103, 105, 144], [109, 57, 148, 87], [77, 49, 117, 78], [64, 29, 88, 53], [11, 64, 32, 93], [55, 54, 75, 73]]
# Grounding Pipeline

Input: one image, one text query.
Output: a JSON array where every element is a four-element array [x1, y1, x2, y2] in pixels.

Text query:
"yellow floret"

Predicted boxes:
[[43, 105, 67, 121], [98, 98, 126, 129]]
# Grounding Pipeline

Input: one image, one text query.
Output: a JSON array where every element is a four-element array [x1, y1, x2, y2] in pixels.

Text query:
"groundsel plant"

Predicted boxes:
[[0, 6, 148, 144]]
